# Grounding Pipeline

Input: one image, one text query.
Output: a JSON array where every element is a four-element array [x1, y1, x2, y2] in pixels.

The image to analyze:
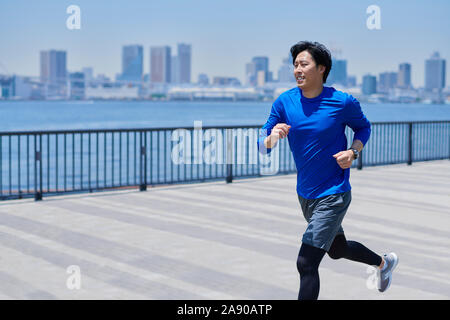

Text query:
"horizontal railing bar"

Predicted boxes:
[[0, 120, 449, 135]]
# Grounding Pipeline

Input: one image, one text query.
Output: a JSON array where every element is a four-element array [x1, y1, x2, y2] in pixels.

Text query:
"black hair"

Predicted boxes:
[[290, 41, 332, 83]]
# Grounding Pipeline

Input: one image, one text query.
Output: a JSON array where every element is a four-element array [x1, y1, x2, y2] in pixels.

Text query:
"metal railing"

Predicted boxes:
[[1, 120, 449, 201]]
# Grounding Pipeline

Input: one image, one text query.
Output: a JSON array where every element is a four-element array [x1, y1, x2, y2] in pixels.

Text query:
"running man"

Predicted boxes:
[[257, 41, 399, 300]]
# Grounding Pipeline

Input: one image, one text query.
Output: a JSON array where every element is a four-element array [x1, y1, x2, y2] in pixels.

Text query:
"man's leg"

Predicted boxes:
[[296, 242, 327, 300], [327, 234, 382, 267]]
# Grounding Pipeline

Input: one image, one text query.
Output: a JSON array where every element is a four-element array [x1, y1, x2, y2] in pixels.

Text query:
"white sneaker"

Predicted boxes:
[[377, 252, 399, 292]]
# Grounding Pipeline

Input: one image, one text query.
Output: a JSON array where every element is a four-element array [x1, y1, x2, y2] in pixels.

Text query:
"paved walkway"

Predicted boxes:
[[0, 160, 449, 300]]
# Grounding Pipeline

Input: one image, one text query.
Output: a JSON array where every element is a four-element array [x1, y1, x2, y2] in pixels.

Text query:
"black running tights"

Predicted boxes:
[[296, 234, 382, 300]]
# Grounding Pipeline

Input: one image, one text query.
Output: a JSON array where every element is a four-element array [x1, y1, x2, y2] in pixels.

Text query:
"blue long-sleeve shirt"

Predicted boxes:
[[257, 86, 371, 199]]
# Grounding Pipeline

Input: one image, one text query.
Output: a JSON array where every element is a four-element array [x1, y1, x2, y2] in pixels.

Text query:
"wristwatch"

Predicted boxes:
[[348, 148, 359, 160]]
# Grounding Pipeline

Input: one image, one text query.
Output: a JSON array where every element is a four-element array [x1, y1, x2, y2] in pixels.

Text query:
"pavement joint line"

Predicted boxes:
[[0, 225, 238, 300], [21, 194, 450, 262]]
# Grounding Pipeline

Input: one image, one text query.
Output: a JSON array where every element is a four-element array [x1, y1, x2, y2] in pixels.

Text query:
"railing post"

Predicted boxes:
[[139, 131, 147, 191], [407, 123, 413, 165], [357, 150, 363, 170], [226, 128, 233, 183], [34, 134, 43, 201]]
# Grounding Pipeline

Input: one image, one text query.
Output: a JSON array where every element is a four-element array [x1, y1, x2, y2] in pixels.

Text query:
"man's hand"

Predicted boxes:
[[271, 123, 291, 139], [333, 150, 354, 169], [264, 123, 291, 148]]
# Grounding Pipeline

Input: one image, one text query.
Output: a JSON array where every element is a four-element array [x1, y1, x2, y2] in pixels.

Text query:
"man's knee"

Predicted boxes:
[[327, 247, 346, 259], [327, 235, 348, 260], [296, 244, 324, 274], [296, 255, 311, 275]]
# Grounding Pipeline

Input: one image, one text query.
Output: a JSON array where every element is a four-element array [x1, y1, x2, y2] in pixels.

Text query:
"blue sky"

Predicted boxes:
[[0, 0, 449, 87]]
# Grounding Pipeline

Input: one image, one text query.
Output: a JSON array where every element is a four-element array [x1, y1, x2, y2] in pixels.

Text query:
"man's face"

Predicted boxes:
[[293, 50, 325, 89]]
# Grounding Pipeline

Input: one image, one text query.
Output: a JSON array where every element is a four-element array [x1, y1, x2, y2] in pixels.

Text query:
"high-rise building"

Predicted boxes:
[[425, 52, 446, 91], [277, 57, 295, 83], [256, 70, 266, 87], [378, 72, 397, 93], [245, 62, 256, 85], [171, 56, 179, 84], [40, 51, 49, 83], [252, 56, 269, 82], [150, 46, 171, 83], [177, 43, 191, 84], [40, 50, 67, 85], [397, 63, 411, 88], [267, 71, 273, 83], [362, 74, 377, 95], [40, 50, 67, 97], [246, 56, 269, 86], [327, 59, 347, 86], [121, 45, 143, 82]]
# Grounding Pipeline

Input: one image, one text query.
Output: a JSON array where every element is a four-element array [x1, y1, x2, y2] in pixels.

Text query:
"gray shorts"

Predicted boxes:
[[298, 190, 351, 252]]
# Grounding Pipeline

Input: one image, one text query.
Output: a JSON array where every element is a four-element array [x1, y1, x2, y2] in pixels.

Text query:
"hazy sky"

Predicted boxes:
[[0, 0, 449, 87]]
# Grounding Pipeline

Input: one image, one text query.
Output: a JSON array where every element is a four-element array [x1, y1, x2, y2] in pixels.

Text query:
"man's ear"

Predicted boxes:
[[318, 65, 326, 74]]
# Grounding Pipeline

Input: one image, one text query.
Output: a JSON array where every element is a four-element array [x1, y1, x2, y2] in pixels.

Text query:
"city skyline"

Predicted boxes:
[[6, 42, 449, 86], [33, 44, 448, 88], [1, 0, 449, 87], [2, 44, 445, 103]]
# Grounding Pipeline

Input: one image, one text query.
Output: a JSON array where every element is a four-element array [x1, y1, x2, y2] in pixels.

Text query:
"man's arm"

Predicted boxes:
[[263, 123, 291, 149], [257, 99, 287, 154], [264, 135, 277, 149], [344, 95, 371, 148], [333, 139, 364, 169], [350, 139, 364, 153], [333, 94, 371, 169]]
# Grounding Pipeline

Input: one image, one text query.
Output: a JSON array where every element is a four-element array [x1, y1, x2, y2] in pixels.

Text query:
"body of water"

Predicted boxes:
[[1, 100, 450, 132]]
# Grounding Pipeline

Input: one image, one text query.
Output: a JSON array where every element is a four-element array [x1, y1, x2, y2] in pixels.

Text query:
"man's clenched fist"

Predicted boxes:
[[333, 150, 354, 169], [271, 123, 291, 140], [264, 123, 291, 149]]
